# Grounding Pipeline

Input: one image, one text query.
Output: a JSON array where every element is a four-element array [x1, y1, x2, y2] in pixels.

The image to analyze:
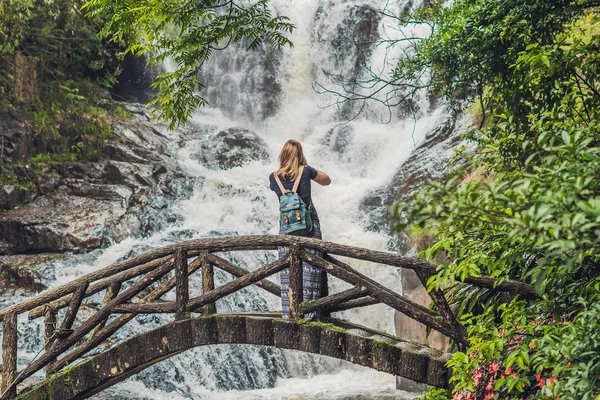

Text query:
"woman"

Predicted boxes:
[[269, 139, 331, 320]]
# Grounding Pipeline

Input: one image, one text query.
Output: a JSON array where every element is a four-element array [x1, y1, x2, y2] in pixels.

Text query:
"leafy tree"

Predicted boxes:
[[83, 0, 295, 128], [378, 0, 600, 399]]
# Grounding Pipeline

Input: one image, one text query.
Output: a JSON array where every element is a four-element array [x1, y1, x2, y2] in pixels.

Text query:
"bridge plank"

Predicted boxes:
[[298, 324, 321, 354], [217, 316, 246, 343], [319, 328, 346, 360], [370, 337, 402, 376], [273, 319, 302, 352], [189, 317, 218, 346], [397, 342, 430, 384], [245, 317, 274, 346], [345, 333, 372, 366], [15, 315, 451, 399]]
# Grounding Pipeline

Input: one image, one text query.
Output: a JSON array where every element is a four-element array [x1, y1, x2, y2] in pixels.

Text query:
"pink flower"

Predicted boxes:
[[489, 360, 500, 376]]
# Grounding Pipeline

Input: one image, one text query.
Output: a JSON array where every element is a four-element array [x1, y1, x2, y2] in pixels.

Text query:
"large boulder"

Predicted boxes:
[[202, 127, 270, 169]]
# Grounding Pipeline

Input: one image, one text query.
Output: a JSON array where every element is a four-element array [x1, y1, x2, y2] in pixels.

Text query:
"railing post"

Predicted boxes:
[[288, 246, 303, 320], [175, 248, 189, 320], [320, 266, 330, 319], [44, 308, 56, 375], [2, 313, 17, 398], [201, 252, 216, 315]]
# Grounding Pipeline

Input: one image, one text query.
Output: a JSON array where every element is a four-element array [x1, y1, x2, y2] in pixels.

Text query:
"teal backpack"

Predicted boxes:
[[274, 166, 313, 236]]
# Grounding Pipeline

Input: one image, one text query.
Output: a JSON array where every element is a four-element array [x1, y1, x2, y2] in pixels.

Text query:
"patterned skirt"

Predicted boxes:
[[278, 218, 323, 320]]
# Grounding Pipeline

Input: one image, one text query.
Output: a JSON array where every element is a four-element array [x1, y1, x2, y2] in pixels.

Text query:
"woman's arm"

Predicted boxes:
[[313, 171, 331, 186]]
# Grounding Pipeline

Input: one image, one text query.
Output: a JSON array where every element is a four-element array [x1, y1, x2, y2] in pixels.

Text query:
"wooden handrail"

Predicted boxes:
[[8, 235, 536, 322]]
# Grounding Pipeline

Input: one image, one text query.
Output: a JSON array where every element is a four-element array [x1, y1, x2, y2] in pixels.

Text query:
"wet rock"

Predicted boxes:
[[37, 170, 61, 195], [103, 162, 126, 184], [0, 185, 22, 209], [152, 164, 167, 177], [204, 127, 270, 169], [103, 142, 147, 164], [387, 112, 467, 205], [0, 109, 41, 164], [323, 124, 354, 156], [314, 3, 380, 120], [394, 287, 450, 352], [110, 53, 159, 104], [0, 103, 186, 255], [95, 88, 112, 101], [0, 254, 60, 291]]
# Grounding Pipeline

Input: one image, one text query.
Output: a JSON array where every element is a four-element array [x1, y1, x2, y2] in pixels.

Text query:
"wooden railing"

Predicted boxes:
[[0, 235, 537, 398]]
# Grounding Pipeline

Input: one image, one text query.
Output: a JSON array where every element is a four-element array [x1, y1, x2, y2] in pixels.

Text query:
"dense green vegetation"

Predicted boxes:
[[0, 0, 126, 165], [83, 0, 295, 128], [388, 1, 600, 399]]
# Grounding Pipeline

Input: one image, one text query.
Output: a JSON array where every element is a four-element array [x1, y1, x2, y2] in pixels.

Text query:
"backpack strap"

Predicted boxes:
[[273, 173, 288, 194], [274, 166, 304, 194], [292, 166, 304, 193]]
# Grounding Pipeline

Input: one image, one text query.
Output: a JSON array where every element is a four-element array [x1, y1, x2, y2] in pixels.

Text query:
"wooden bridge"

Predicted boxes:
[[0, 235, 536, 399]]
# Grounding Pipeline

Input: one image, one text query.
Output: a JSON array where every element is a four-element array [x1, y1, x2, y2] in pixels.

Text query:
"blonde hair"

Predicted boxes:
[[276, 139, 307, 180]]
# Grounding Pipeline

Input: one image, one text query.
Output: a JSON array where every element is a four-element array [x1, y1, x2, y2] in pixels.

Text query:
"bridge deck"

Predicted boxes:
[[16, 314, 451, 400]]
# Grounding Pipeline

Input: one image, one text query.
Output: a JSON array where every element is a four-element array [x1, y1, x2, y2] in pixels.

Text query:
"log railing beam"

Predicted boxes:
[[298, 286, 368, 315], [28, 256, 172, 320], [415, 270, 467, 344], [6, 235, 536, 323], [323, 297, 379, 313], [54, 282, 89, 343], [43, 308, 57, 375], [88, 282, 121, 342], [206, 254, 281, 297]]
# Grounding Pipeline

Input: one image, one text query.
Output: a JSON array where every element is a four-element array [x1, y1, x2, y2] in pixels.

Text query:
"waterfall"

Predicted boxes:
[[2, 0, 450, 398]]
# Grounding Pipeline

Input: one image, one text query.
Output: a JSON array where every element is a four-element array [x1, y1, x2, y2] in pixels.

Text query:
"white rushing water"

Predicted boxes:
[[4, 0, 449, 398]]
